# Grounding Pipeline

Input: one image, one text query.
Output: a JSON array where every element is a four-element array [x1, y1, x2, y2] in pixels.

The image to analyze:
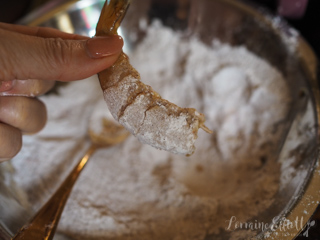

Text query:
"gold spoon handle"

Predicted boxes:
[[12, 144, 97, 240]]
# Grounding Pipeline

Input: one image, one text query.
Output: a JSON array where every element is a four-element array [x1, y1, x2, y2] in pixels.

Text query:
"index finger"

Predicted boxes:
[[0, 22, 89, 40]]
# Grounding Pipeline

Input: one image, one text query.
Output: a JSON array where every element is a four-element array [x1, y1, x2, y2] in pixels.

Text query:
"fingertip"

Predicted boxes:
[[0, 123, 22, 159], [0, 97, 48, 134], [33, 98, 47, 133], [58, 49, 122, 81], [97, 49, 122, 68], [19, 97, 47, 134], [85, 35, 124, 59]]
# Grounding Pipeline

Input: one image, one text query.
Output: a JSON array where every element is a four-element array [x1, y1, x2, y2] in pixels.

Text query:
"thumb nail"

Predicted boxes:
[[86, 35, 123, 59]]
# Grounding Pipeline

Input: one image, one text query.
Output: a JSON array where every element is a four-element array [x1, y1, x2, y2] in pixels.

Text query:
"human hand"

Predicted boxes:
[[0, 22, 123, 161]]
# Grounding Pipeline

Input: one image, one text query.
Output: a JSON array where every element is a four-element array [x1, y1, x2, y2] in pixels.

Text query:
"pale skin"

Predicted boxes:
[[0, 22, 124, 161]]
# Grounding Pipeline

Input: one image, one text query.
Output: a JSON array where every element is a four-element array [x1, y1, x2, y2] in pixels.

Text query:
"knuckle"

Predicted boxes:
[[0, 97, 47, 133], [0, 46, 16, 81], [44, 38, 74, 78], [0, 65, 15, 82], [5, 98, 29, 128]]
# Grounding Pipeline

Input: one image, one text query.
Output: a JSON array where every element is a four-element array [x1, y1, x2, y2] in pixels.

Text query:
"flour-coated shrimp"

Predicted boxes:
[[96, 0, 211, 155]]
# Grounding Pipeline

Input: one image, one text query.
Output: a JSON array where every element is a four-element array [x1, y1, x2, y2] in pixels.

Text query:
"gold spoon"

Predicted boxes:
[[12, 113, 130, 240]]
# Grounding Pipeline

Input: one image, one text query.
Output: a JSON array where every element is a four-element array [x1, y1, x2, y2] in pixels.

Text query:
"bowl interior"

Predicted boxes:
[[0, 0, 318, 239]]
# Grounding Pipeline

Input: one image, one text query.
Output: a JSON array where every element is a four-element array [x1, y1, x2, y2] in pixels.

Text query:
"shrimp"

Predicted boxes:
[[96, 0, 212, 155]]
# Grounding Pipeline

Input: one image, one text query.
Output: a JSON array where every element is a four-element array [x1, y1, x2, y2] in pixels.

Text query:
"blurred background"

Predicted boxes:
[[0, 0, 319, 239]]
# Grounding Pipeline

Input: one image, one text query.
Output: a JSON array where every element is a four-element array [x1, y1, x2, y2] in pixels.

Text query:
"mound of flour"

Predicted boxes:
[[9, 22, 291, 240]]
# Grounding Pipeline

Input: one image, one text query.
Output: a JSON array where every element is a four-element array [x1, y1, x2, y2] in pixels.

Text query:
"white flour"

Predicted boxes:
[[8, 22, 292, 239]]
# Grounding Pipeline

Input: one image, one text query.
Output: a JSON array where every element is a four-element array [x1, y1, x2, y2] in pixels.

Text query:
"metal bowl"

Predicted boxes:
[[0, 0, 319, 239]]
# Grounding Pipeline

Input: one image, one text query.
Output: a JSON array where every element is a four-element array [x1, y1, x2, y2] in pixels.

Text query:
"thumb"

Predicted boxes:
[[0, 28, 123, 82]]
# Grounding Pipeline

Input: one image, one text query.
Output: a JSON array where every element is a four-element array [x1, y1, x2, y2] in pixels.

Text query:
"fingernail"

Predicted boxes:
[[0, 80, 15, 92], [86, 35, 124, 59]]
